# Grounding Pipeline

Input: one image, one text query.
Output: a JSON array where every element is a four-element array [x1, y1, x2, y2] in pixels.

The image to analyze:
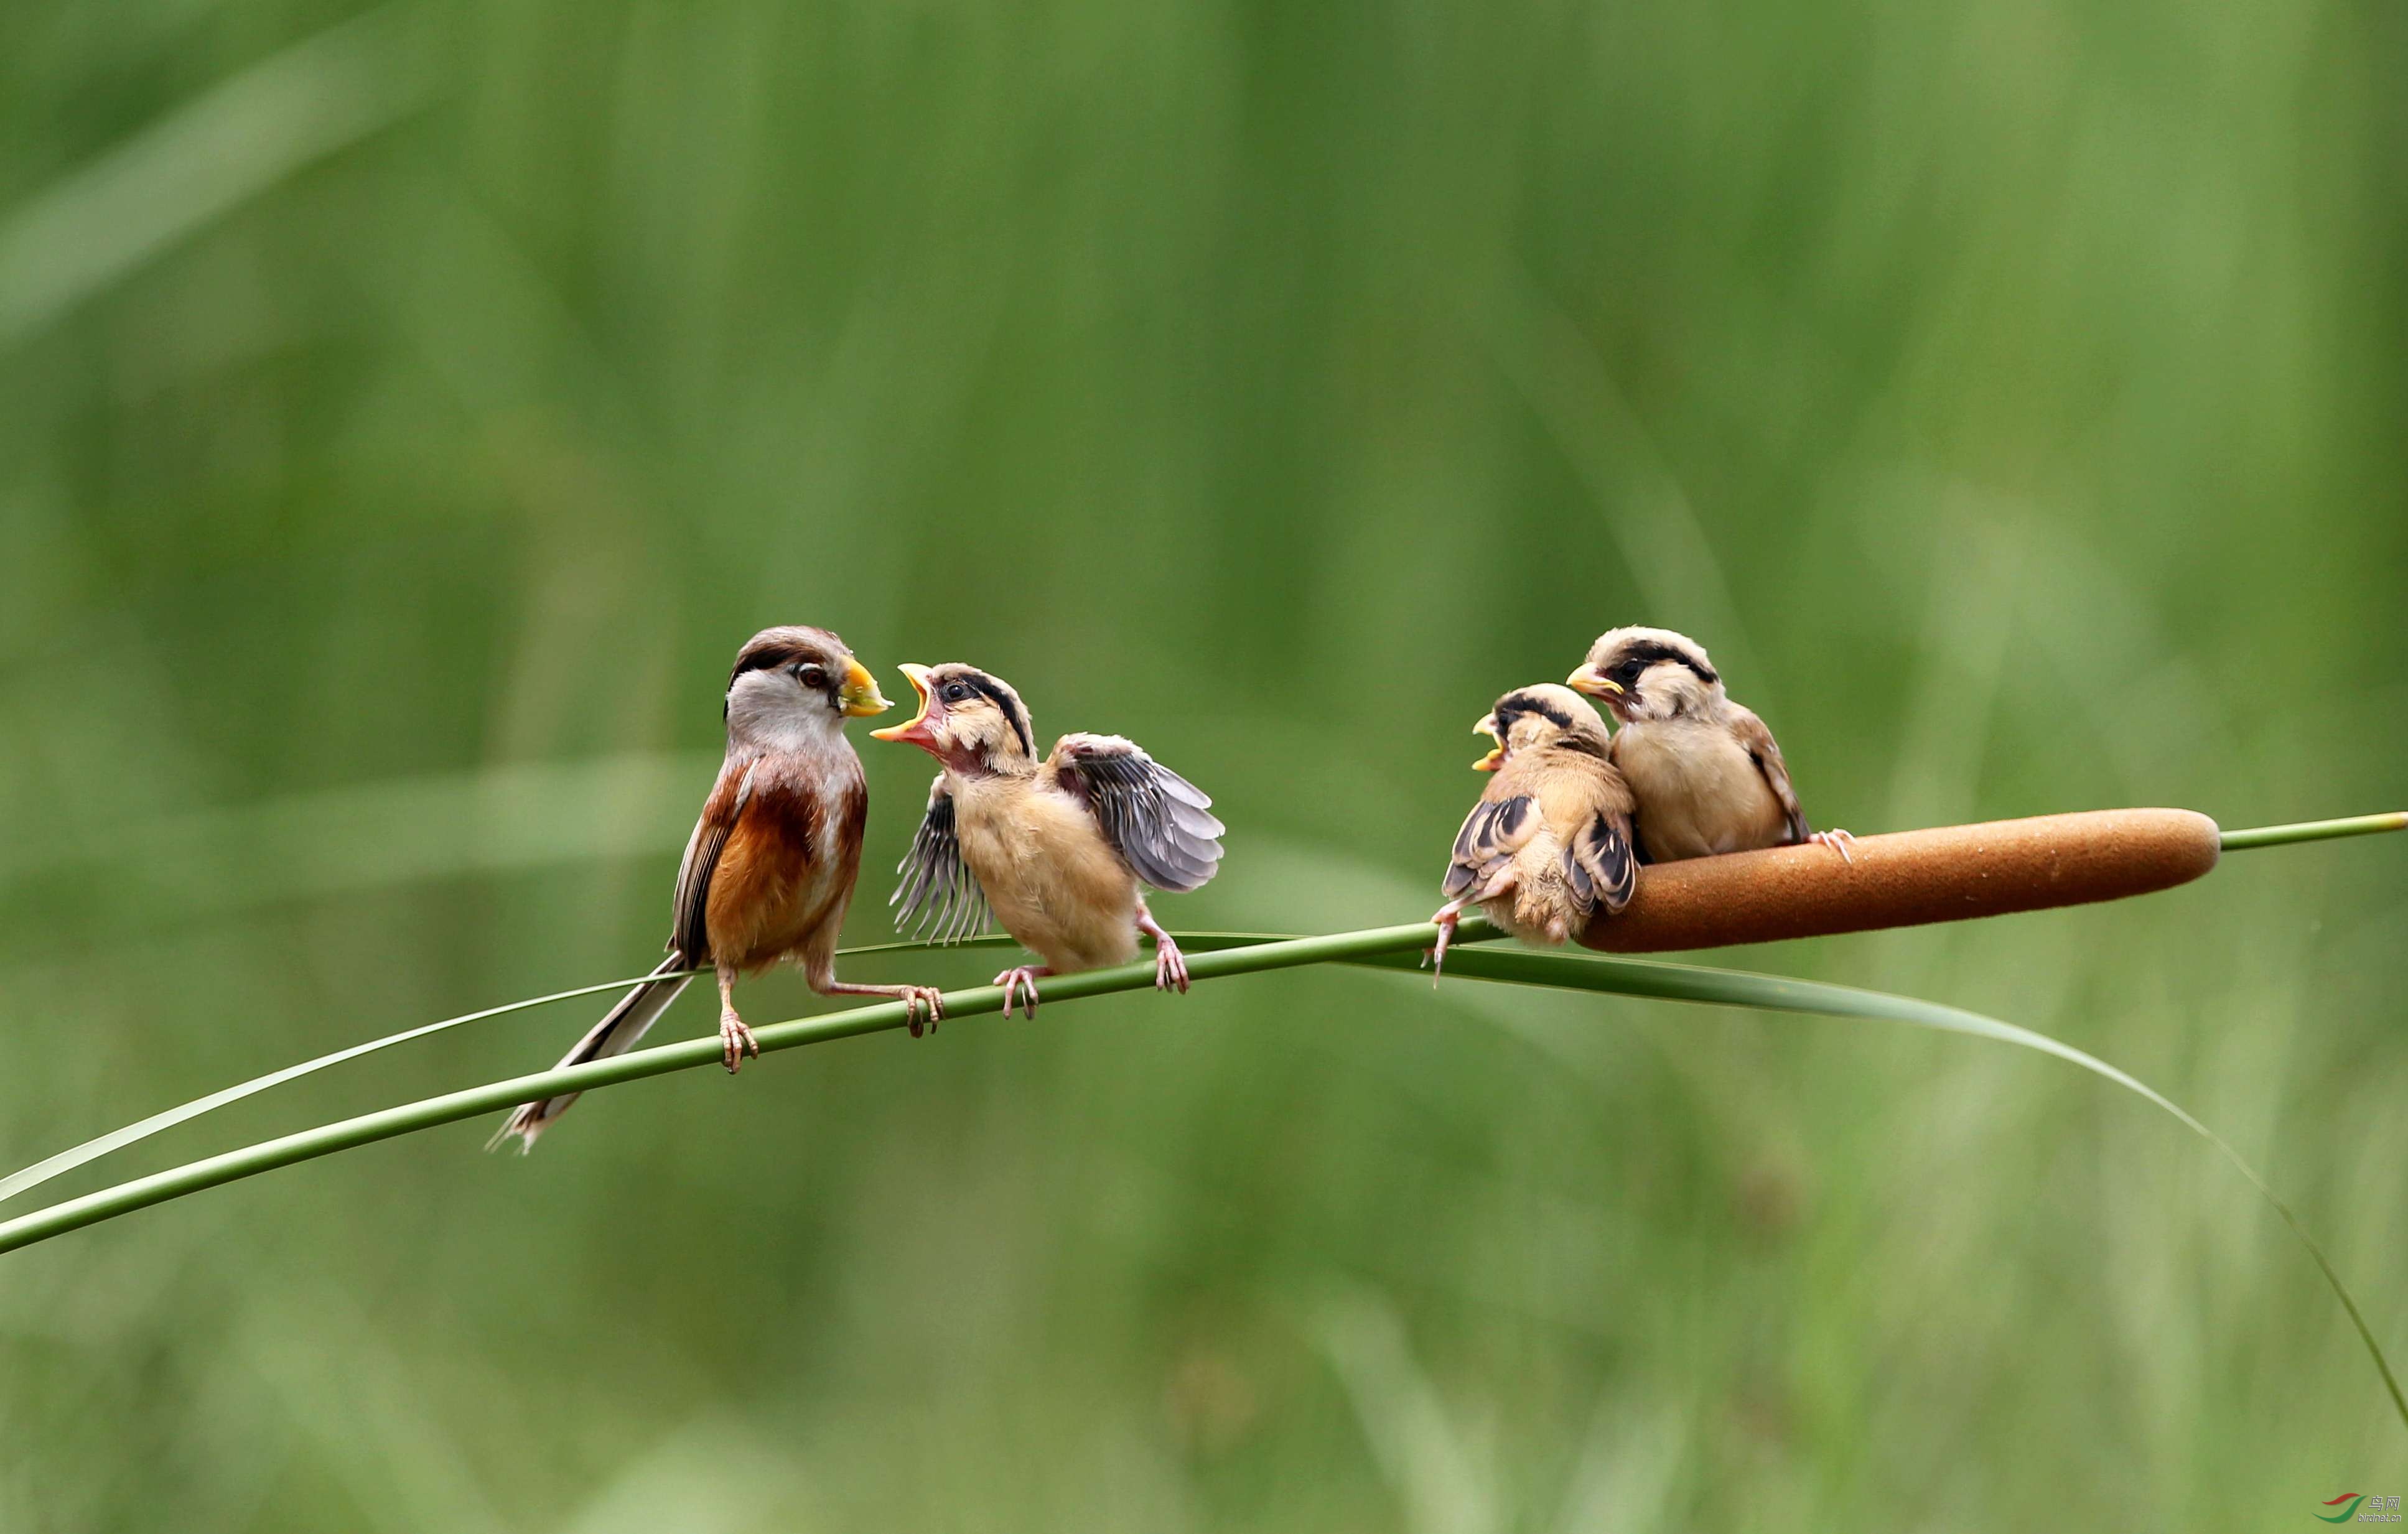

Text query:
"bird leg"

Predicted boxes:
[[1807, 828, 1857, 864], [1427, 868, 1518, 983], [717, 967, 758, 1073], [1424, 896, 1473, 983], [993, 965, 1051, 1019], [817, 981, 948, 1038], [1136, 900, 1190, 993]]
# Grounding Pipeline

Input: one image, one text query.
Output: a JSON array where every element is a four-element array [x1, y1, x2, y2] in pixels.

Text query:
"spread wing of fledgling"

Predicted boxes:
[[890, 776, 992, 943], [1046, 733, 1226, 893]]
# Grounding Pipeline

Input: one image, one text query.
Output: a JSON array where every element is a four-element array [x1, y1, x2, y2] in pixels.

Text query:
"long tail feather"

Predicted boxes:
[[488, 956, 693, 1153]]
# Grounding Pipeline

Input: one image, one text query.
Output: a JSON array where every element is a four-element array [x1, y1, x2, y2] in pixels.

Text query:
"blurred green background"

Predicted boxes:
[[2, 0, 2403, 1526]]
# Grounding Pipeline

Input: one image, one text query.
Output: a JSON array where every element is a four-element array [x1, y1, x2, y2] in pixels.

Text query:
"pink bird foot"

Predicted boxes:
[[1424, 903, 1467, 984], [994, 966, 1050, 1018], [1154, 936, 1191, 993], [720, 1011, 759, 1074], [1808, 828, 1857, 864]]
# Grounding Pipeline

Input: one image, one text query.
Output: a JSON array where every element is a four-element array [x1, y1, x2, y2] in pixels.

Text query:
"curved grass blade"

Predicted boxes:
[[0, 969, 699, 1206], [1342, 942, 2408, 1433], [12, 807, 2388, 1199], [0, 923, 1470, 1257], [0, 933, 1356, 1207], [2, 919, 2393, 1433]]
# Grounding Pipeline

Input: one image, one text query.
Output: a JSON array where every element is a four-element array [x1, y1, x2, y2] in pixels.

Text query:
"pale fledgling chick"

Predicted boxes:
[[1567, 626, 1853, 865], [874, 664, 1225, 1016], [491, 626, 945, 1152], [1430, 683, 1639, 975]]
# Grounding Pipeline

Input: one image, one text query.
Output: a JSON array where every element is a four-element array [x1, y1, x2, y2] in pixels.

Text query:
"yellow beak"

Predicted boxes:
[[1566, 664, 1623, 699], [838, 659, 894, 717], [869, 663, 933, 741], [1472, 714, 1503, 771]]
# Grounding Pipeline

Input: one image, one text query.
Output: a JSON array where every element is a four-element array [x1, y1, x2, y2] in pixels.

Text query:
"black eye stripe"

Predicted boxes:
[[1493, 695, 1575, 733], [954, 672, 1033, 756], [1605, 642, 1716, 686], [925, 669, 1034, 756], [729, 648, 834, 687], [729, 650, 791, 684]]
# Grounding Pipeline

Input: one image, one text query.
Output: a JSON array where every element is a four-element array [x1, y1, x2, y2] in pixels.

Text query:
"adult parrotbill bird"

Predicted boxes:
[[1430, 683, 1638, 974], [1567, 626, 1853, 865], [492, 626, 945, 1151], [873, 663, 1223, 1017]]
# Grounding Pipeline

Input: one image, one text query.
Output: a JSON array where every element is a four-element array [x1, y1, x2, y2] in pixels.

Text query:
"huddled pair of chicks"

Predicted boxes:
[[493, 626, 1223, 1149], [1429, 626, 1851, 973]]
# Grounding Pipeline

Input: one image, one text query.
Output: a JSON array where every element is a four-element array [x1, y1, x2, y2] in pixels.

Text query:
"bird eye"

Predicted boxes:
[[793, 663, 825, 686], [941, 682, 972, 703], [1616, 660, 1644, 683]]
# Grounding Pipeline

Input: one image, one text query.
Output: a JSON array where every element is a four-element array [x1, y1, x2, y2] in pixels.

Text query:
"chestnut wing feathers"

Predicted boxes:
[[671, 758, 758, 963], [1048, 733, 1225, 893], [890, 776, 992, 943]]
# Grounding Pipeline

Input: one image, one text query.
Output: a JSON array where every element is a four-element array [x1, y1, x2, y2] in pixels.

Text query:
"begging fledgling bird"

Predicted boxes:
[[872, 663, 1224, 1017], [1566, 626, 1854, 865], [490, 626, 946, 1151], [1429, 683, 1638, 975]]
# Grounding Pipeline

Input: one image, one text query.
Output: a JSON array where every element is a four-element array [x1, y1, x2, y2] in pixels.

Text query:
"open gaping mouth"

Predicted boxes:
[[869, 664, 936, 745]]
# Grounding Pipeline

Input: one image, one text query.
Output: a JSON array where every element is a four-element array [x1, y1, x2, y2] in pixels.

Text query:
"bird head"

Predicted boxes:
[[871, 663, 1036, 773], [1567, 626, 1722, 722], [1477, 683, 1612, 766], [722, 626, 891, 748]]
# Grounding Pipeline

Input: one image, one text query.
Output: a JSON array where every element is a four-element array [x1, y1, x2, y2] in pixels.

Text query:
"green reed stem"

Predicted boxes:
[[2220, 811, 2408, 851], [0, 967, 705, 1205], [6, 913, 2402, 1431], [0, 921, 1480, 1257]]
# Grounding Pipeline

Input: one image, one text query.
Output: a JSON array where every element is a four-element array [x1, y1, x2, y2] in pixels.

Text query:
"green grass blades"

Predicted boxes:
[[0, 924, 1469, 1257], [4, 912, 2398, 1435], [0, 933, 1324, 1210], [9, 814, 2386, 1216], [0, 969, 698, 1206], [1347, 942, 2408, 1434], [0, 934, 1322, 1205]]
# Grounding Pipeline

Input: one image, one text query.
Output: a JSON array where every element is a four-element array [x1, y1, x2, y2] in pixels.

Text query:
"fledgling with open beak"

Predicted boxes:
[[1430, 684, 1638, 975], [873, 664, 1224, 1017], [1567, 626, 1854, 865], [490, 626, 945, 1151]]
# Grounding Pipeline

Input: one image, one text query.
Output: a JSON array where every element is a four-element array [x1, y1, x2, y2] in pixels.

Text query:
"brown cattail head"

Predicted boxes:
[[1579, 809, 2221, 953]]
